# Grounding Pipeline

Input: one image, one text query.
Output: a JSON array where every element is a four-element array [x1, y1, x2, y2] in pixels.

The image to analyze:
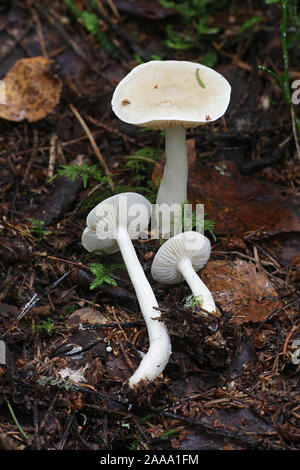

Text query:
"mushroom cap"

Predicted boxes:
[[151, 231, 211, 284], [111, 60, 231, 130], [82, 192, 152, 254]]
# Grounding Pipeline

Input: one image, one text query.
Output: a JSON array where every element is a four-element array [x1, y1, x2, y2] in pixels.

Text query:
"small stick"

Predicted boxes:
[[86, 115, 135, 143], [47, 133, 57, 179], [31, 7, 47, 58], [283, 324, 300, 357], [0, 22, 32, 63], [69, 104, 114, 190], [17, 271, 72, 321], [106, 0, 120, 19], [90, 0, 148, 61], [44, 7, 115, 87], [47, 255, 89, 270]]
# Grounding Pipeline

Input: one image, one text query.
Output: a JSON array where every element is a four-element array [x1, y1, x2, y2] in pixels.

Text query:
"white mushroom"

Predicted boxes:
[[151, 231, 216, 314], [81, 192, 171, 387], [111, 60, 231, 209]]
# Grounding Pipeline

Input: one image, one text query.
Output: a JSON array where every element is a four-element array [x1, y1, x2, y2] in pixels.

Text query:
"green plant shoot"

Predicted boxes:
[[48, 163, 109, 189], [89, 263, 118, 290]]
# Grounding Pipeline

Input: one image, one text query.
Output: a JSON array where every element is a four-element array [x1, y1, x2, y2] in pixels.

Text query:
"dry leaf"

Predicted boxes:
[[152, 144, 300, 238], [188, 161, 300, 238], [0, 56, 62, 122], [202, 259, 282, 325], [66, 307, 109, 326]]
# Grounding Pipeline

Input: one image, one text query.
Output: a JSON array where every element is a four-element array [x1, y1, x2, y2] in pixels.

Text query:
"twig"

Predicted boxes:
[[47, 133, 57, 179], [43, 6, 115, 87], [0, 22, 33, 63], [47, 255, 89, 270], [105, 0, 120, 19], [31, 7, 48, 58], [69, 104, 114, 190], [17, 271, 72, 321], [57, 413, 74, 450], [89, 0, 149, 61], [283, 324, 300, 357], [86, 115, 135, 143]]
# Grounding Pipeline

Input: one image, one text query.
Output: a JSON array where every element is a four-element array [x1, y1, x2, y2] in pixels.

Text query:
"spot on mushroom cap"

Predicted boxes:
[[151, 231, 211, 284], [112, 60, 231, 130], [82, 193, 152, 254]]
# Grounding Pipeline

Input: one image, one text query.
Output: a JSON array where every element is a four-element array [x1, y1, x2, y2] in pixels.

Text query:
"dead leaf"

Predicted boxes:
[[202, 259, 282, 325], [66, 307, 109, 326], [188, 161, 300, 238], [0, 56, 62, 122], [106, 356, 131, 379], [152, 149, 300, 237]]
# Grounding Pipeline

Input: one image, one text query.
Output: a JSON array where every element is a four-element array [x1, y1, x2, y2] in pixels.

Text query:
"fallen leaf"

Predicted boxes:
[[66, 307, 109, 326], [106, 356, 131, 380], [0, 56, 62, 122], [202, 259, 282, 325], [188, 161, 300, 238], [152, 150, 300, 237]]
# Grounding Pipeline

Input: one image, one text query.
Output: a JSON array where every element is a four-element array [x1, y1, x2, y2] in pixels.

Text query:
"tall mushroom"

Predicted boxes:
[[111, 60, 231, 210], [151, 231, 216, 315], [81, 193, 171, 387]]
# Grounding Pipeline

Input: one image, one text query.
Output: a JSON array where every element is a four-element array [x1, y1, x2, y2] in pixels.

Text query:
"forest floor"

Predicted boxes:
[[0, 0, 299, 451]]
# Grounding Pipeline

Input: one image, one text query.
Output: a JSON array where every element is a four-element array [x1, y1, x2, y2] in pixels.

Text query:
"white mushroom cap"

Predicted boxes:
[[151, 231, 211, 284], [82, 192, 152, 254], [111, 60, 231, 130]]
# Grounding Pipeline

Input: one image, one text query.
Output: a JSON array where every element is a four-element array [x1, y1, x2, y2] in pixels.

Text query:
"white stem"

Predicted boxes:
[[156, 127, 188, 207], [177, 257, 216, 314], [116, 225, 171, 387]]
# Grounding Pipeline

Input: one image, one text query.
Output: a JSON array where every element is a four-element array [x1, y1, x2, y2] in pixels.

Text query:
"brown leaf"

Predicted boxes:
[[152, 151, 300, 237], [188, 161, 300, 237], [66, 307, 109, 326], [202, 259, 282, 325], [0, 56, 62, 122]]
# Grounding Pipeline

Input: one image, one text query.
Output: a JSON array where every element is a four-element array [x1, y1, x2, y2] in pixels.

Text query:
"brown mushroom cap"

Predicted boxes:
[[112, 60, 231, 130]]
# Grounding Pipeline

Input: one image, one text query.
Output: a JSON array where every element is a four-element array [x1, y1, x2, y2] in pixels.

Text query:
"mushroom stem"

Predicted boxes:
[[177, 256, 216, 314], [116, 225, 171, 387], [156, 126, 188, 207]]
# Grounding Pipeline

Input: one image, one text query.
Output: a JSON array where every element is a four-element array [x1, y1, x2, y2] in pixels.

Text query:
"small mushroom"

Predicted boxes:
[[151, 231, 216, 314], [81, 193, 171, 387], [111, 60, 231, 209]]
